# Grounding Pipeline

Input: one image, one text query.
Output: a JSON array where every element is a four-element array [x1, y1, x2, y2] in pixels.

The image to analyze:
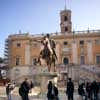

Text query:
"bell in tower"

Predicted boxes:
[[60, 9, 72, 34]]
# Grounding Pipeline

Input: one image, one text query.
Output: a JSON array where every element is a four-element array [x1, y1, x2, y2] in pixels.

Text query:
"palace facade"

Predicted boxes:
[[5, 9, 100, 67], [4, 8, 100, 83]]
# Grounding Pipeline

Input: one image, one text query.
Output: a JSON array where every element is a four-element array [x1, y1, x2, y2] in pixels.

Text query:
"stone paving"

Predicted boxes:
[[1, 93, 80, 100], [0, 86, 81, 100], [0, 86, 100, 100]]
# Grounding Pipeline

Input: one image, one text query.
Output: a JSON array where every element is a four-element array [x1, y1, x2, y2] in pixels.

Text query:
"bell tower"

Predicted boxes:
[[60, 0, 72, 34]]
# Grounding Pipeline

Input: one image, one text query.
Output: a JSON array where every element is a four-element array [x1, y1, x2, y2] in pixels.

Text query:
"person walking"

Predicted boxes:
[[86, 82, 92, 100], [53, 84, 59, 100], [6, 83, 15, 100], [29, 80, 34, 95], [91, 80, 99, 100], [19, 78, 30, 100], [66, 78, 74, 100], [6, 83, 12, 100], [78, 83, 86, 100], [47, 81, 55, 100]]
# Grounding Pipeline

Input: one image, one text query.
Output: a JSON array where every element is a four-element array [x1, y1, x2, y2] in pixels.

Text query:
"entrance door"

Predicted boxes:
[[63, 57, 69, 65]]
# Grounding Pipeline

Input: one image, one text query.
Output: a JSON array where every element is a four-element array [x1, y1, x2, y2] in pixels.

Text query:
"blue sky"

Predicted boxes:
[[0, 0, 100, 57]]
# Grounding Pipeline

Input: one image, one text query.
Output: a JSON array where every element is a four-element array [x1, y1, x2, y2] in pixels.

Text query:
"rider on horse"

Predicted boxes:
[[39, 34, 57, 71]]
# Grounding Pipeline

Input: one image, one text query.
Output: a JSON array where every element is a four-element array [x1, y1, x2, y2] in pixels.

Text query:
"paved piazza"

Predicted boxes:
[[0, 86, 100, 100], [0, 86, 80, 100], [0, 93, 80, 100]]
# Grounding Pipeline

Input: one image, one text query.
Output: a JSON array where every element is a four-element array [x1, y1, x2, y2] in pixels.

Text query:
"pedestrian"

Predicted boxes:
[[91, 80, 99, 100], [19, 78, 30, 100], [54, 84, 59, 100], [29, 81, 34, 95], [86, 82, 92, 100], [30, 81, 34, 89], [78, 83, 86, 100], [66, 78, 74, 100], [47, 81, 55, 100], [6, 83, 14, 100]]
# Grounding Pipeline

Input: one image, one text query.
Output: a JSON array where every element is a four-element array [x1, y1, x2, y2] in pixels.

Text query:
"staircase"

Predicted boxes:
[[79, 65, 100, 82]]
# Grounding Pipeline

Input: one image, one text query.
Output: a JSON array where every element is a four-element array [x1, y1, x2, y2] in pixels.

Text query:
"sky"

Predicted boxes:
[[0, 0, 100, 58]]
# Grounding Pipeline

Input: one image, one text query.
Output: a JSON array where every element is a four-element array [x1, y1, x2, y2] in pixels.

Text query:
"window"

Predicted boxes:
[[63, 41, 68, 45], [32, 58, 37, 65], [16, 57, 20, 65], [80, 40, 84, 45], [64, 16, 68, 21], [16, 43, 21, 47], [65, 27, 68, 32], [96, 56, 100, 64], [95, 40, 100, 45], [80, 56, 85, 65]]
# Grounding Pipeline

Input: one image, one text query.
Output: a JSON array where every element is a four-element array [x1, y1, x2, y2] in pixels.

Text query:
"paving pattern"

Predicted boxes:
[[0, 86, 100, 100]]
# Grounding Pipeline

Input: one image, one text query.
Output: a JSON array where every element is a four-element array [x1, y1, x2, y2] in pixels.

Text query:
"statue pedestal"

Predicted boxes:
[[37, 72, 58, 93]]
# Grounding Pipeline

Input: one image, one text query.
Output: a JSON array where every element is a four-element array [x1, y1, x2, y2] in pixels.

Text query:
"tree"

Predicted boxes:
[[0, 57, 4, 63]]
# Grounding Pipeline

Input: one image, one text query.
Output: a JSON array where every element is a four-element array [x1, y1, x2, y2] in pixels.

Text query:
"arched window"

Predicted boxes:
[[96, 55, 100, 64], [64, 16, 68, 21], [16, 57, 20, 65], [80, 56, 85, 65], [63, 57, 69, 65], [16, 43, 21, 47], [32, 58, 37, 65], [80, 40, 84, 45], [63, 41, 68, 45], [65, 27, 68, 32]]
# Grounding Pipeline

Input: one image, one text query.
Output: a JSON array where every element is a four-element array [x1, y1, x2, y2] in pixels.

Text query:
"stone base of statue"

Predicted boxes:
[[32, 66, 58, 93], [38, 71, 58, 93]]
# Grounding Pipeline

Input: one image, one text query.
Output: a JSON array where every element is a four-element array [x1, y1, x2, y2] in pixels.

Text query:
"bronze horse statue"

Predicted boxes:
[[38, 35, 57, 72]]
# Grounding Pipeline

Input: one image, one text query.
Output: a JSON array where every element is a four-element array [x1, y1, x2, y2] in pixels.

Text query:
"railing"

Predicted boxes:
[[80, 65, 100, 75], [9, 30, 100, 37], [74, 29, 100, 34]]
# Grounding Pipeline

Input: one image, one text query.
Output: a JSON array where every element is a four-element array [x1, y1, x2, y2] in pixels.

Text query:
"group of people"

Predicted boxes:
[[19, 79, 59, 100], [47, 78, 74, 100], [47, 81, 59, 100], [47, 78, 100, 100], [6, 78, 100, 100], [18, 78, 74, 100], [78, 80, 100, 100], [6, 78, 34, 100]]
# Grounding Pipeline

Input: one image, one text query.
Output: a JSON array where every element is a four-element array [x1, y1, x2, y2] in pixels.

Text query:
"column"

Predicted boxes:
[[87, 41, 93, 64], [56, 43, 60, 64], [25, 44, 30, 65], [72, 41, 78, 64]]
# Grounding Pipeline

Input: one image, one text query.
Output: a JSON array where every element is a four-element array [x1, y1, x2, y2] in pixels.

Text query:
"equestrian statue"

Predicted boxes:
[[38, 34, 57, 72]]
